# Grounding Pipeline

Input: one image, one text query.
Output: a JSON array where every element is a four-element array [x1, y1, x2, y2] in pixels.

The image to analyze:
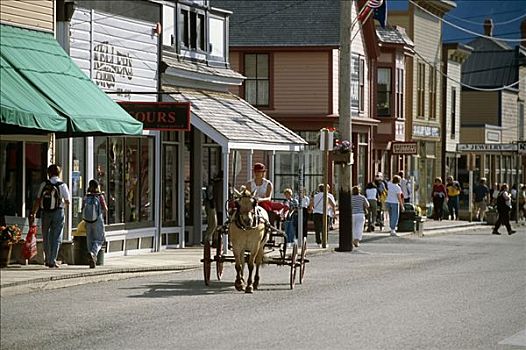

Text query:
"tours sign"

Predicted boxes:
[[118, 102, 191, 131], [391, 142, 418, 155]]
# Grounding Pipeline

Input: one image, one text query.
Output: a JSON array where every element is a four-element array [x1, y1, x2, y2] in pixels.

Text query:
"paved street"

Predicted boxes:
[[1, 225, 524, 350]]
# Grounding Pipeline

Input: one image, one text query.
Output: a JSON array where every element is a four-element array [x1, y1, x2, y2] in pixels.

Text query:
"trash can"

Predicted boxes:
[[72, 236, 89, 265], [398, 203, 416, 232]]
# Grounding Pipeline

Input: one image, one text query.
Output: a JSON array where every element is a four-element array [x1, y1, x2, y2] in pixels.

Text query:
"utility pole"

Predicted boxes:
[[336, 0, 353, 252]]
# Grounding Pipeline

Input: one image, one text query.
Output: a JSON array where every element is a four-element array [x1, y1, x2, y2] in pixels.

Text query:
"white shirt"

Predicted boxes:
[[400, 178, 411, 199], [249, 178, 271, 199], [312, 192, 336, 215], [386, 182, 402, 204], [365, 188, 377, 200]]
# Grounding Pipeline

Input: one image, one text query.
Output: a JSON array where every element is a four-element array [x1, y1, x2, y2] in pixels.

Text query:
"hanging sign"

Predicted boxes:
[[118, 102, 191, 131], [392, 142, 418, 155]]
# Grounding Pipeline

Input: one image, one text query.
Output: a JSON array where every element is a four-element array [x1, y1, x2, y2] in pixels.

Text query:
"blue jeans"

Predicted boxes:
[[386, 202, 400, 231], [41, 208, 64, 265], [86, 215, 105, 257], [447, 196, 460, 219]]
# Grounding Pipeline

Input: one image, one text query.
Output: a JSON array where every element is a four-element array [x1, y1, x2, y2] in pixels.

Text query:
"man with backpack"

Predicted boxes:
[[29, 164, 70, 268], [82, 179, 107, 268], [493, 183, 516, 235]]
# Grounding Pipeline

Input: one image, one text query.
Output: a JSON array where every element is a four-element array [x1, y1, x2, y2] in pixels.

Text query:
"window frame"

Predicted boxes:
[[243, 53, 270, 108], [179, 5, 207, 52], [376, 67, 392, 117], [417, 62, 425, 118], [450, 87, 456, 139], [429, 65, 437, 120]]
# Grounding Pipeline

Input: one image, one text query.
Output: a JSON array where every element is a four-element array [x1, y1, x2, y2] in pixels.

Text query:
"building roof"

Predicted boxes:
[[211, 0, 340, 47], [163, 87, 307, 151], [461, 37, 523, 89], [376, 26, 414, 46]]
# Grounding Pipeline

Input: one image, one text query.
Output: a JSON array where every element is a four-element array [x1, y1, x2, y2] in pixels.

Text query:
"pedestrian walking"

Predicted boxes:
[[29, 164, 70, 268], [432, 177, 448, 221], [385, 175, 404, 236], [398, 171, 412, 203], [311, 184, 336, 246], [473, 178, 490, 221], [351, 186, 369, 247], [365, 181, 378, 232], [493, 183, 516, 235], [446, 176, 461, 220], [82, 179, 108, 268]]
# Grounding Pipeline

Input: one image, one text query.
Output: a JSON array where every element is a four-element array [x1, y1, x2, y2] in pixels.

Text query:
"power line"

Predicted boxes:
[[462, 8, 526, 20], [413, 49, 523, 92], [235, 0, 309, 25], [445, 12, 526, 26], [409, 0, 526, 43], [445, 31, 521, 42]]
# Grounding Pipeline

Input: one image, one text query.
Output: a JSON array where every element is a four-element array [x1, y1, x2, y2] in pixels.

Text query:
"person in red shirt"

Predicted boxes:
[[432, 177, 448, 221]]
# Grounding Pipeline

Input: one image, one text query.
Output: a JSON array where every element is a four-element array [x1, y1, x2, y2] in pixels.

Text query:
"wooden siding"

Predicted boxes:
[[228, 52, 242, 95], [501, 90, 518, 143], [461, 91, 499, 126], [70, 7, 159, 102], [0, 0, 54, 32], [272, 51, 329, 114], [332, 48, 339, 116]]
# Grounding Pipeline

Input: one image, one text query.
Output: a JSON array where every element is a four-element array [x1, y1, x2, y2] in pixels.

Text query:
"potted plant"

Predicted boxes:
[[485, 205, 498, 225], [0, 224, 22, 267], [332, 140, 353, 165]]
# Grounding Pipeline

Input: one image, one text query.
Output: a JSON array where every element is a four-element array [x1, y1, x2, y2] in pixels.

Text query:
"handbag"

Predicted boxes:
[[23, 225, 38, 260]]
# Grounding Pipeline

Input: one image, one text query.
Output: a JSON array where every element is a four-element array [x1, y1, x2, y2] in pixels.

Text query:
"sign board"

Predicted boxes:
[[519, 142, 526, 154], [457, 143, 517, 152], [118, 102, 191, 131], [319, 129, 334, 151], [392, 142, 418, 155]]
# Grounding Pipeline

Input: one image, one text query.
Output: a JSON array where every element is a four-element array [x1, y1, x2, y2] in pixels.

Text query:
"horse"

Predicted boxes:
[[228, 187, 269, 293]]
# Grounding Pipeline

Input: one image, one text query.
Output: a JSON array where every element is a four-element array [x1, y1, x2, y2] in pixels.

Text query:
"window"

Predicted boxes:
[[396, 68, 404, 119], [94, 136, 154, 226], [429, 66, 437, 119], [377, 68, 391, 116], [417, 62, 425, 118], [162, 5, 175, 46], [519, 102, 524, 141], [450, 88, 456, 139], [244, 53, 269, 107], [180, 8, 205, 51], [209, 16, 225, 58], [359, 58, 365, 112], [351, 55, 365, 112]]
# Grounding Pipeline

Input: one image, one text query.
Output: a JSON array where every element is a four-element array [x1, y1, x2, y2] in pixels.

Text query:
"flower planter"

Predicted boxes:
[[332, 151, 352, 165], [0, 242, 13, 268]]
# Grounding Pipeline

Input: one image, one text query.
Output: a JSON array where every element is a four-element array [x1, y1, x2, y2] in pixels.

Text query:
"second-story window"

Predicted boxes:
[[180, 8, 205, 51], [244, 53, 269, 107], [396, 68, 404, 119], [450, 87, 456, 139], [429, 65, 437, 119], [377, 67, 391, 116], [417, 62, 425, 118], [359, 58, 365, 112]]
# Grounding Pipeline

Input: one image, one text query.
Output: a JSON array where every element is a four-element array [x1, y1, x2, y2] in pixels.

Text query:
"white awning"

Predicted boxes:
[[163, 87, 307, 152]]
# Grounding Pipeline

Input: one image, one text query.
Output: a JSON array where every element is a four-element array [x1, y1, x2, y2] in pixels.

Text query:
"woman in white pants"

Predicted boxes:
[[351, 186, 370, 247]]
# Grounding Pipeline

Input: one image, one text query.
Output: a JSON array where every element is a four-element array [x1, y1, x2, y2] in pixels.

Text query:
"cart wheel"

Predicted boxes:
[[203, 240, 211, 286], [216, 233, 224, 280], [289, 242, 298, 289], [299, 236, 307, 284]]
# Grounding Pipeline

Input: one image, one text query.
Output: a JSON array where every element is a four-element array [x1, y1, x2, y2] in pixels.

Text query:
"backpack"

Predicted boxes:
[[82, 194, 101, 223], [40, 180, 63, 211], [496, 191, 508, 210]]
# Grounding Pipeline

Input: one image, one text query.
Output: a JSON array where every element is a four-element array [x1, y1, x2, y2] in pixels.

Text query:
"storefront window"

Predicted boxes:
[[163, 143, 179, 225], [0, 142, 22, 217], [94, 136, 154, 227], [71, 139, 86, 228]]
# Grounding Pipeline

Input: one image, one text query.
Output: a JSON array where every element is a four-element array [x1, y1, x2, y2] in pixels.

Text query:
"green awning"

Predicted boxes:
[[1, 56, 68, 134], [0, 24, 143, 137]]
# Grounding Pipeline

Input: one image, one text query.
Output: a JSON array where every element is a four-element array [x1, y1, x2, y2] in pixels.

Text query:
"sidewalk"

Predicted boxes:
[[0, 219, 490, 295]]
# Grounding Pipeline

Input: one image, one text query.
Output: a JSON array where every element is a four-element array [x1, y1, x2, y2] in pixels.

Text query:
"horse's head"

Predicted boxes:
[[233, 186, 257, 214]]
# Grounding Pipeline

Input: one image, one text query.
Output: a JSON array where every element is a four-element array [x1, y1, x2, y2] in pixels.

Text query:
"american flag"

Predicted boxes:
[[367, 0, 384, 9]]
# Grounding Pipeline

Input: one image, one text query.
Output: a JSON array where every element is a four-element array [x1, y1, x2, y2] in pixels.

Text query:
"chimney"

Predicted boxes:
[[522, 19, 526, 40], [483, 18, 493, 36]]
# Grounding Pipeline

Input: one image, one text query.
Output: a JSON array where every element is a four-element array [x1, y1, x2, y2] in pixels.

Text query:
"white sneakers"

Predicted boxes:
[[390, 230, 398, 237]]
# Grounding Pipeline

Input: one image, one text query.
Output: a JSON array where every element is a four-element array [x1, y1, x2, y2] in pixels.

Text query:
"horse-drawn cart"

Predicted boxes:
[[201, 188, 309, 292]]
